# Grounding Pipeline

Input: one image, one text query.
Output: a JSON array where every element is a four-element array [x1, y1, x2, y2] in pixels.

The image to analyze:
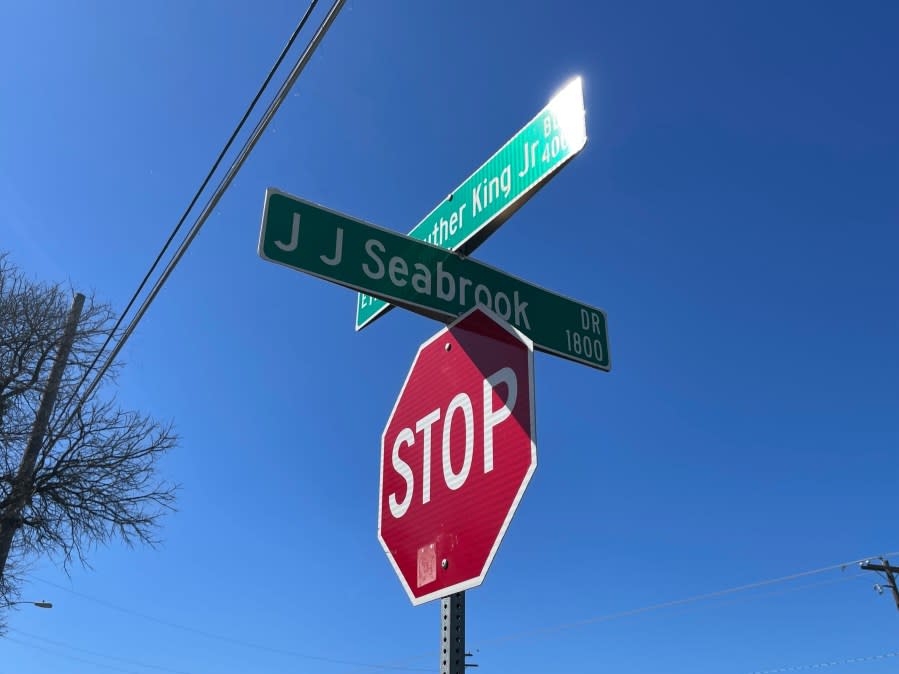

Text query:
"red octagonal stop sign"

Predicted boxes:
[[378, 307, 536, 605]]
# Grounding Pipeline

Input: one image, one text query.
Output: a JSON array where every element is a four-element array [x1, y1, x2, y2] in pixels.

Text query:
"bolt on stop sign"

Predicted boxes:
[[378, 307, 537, 605]]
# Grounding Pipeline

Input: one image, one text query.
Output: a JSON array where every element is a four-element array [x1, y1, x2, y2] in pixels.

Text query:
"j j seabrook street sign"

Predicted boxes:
[[258, 189, 611, 371], [355, 77, 588, 331]]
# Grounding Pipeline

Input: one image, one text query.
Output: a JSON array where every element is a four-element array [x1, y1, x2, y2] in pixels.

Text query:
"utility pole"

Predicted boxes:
[[860, 558, 899, 612], [0, 293, 85, 580]]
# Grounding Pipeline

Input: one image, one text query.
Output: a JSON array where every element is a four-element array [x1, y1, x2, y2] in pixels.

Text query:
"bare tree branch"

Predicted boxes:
[[0, 253, 178, 615]]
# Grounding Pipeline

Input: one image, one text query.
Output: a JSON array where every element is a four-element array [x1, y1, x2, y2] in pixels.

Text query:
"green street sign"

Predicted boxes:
[[259, 189, 610, 371], [355, 77, 587, 331]]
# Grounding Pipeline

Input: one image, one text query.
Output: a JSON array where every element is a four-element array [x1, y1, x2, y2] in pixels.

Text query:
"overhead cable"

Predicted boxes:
[[62, 0, 345, 431], [473, 552, 898, 649], [10, 628, 194, 674], [35, 551, 893, 674], [749, 649, 899, 674]]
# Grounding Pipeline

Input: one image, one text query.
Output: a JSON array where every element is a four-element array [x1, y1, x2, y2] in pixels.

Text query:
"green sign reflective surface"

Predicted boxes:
[[355, 77, 587, 331], [260, 189, 610, 371]]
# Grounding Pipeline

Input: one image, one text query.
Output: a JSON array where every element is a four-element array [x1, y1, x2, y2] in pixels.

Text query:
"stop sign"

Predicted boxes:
[[378, 307, 536, 605]]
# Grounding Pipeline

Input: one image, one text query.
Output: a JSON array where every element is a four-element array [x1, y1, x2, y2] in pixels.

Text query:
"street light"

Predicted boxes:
[[7, 600, 53, 609]]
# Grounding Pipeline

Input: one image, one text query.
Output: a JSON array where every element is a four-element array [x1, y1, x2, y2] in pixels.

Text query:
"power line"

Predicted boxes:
[[748, 650, 899, 674], [32, 552, 894, 674], [60, 0, 346, 433], [326, 553, 897, 674], [9, 628, 194, 674], [4, 635, 146, 674], [472, 552, 899, 649], [30, 575, 431, 672], [65, 0, 320, 416], [686, 571, 866, 609]]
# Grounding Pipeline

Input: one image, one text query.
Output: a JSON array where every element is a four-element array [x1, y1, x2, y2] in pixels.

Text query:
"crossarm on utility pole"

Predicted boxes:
[[860, 558, 899, 612]]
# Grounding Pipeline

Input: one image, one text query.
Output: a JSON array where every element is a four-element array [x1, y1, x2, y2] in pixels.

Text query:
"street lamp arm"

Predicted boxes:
[[5, 600, 53, 609]]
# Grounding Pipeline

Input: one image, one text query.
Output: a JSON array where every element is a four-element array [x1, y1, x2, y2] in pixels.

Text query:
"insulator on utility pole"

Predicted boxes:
[[860, 558, 899, 613]]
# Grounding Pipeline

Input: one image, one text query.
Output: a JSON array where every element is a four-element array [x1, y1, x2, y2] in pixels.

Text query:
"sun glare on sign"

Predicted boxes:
[[547, 76, 587, 156]]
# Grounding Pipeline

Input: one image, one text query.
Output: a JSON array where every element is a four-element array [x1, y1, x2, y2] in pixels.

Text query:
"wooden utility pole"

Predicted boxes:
[[860, 558, 899, 612], [0, 293, 85, 580]]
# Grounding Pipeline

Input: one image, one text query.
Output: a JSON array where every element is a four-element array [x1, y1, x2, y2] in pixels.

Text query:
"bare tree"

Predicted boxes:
[[0, 254, 177, 627]]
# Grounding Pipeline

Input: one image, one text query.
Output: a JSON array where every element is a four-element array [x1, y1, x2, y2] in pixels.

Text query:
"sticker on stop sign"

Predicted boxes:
[[378, 306, 536, 605]]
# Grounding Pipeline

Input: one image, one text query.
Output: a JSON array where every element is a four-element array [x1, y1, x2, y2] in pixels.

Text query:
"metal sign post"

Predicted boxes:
[[441, 592, 465, 674]]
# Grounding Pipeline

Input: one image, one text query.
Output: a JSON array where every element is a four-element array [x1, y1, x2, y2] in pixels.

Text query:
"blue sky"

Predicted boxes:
[[1, 1, 898, 673]]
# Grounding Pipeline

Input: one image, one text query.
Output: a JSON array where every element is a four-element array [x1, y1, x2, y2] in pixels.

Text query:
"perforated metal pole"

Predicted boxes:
[[440, 592, 465, 674]]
